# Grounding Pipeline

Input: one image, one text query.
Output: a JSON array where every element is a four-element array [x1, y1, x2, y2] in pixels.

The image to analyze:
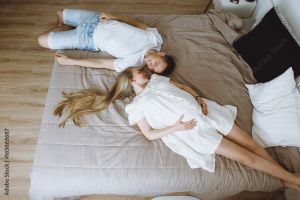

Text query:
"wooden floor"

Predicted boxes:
[[0, 1, 213, 200]]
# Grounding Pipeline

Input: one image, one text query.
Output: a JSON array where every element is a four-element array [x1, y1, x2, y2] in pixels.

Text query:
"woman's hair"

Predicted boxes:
[[53, 67, 136, 128]]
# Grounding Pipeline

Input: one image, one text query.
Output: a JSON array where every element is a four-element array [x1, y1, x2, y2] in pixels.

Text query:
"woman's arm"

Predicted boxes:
[[136, 115, 197, 140], [170, 80, 208, 115], [55, 52, 115, 70], [99, 12, 149, 30]]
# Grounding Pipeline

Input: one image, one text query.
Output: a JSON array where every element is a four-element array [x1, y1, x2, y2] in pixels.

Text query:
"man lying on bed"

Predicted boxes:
[[38, 9, 175, 75]]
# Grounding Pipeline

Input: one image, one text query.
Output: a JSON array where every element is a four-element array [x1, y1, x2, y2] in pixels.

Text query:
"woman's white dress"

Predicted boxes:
[[125, 74, 237, 172]]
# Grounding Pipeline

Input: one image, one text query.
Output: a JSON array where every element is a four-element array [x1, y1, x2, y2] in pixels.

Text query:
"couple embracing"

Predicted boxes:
[[38, 8, 300, 191]]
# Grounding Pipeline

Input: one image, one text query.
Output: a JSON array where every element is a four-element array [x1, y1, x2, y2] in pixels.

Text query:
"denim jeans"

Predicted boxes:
[[48, 9, 100, 51]]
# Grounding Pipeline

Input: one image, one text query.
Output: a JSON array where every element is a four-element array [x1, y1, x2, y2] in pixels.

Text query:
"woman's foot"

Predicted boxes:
[[295, 173, 300, 185], [283, 181, 300, 192]]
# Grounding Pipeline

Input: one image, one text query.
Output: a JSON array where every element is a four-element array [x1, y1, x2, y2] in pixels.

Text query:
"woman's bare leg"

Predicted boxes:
[[224, 124, 280, 166], [223, 124, 300, 189], [215, 137, 300, 191]]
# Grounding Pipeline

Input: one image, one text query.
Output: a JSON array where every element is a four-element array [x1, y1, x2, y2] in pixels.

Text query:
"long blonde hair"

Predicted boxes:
[[53, 67, 137, 128]]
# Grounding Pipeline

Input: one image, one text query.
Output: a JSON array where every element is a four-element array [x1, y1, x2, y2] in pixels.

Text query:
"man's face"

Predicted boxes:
[[144, 54, 167, 74]]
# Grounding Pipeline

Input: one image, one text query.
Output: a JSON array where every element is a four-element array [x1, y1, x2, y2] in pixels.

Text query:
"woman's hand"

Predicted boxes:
[[173, 115, 197, 131], [196, 97, 208, 115], [55, 52, 73, 66], [99, 12, 116, 22]]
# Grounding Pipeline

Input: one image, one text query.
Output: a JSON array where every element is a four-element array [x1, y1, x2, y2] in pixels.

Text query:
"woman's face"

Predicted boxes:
[[131, 67, 150, 86]]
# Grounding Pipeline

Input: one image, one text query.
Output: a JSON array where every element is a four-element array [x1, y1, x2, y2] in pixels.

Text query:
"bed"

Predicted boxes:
[[29, 6, 300, 200]]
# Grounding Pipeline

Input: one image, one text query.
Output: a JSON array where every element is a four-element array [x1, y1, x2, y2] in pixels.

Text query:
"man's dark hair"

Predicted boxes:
[[160, 55, 176, 76]]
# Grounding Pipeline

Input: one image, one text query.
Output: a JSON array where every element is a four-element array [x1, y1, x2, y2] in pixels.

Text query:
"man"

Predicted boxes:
[[38, 9, 175, 75]]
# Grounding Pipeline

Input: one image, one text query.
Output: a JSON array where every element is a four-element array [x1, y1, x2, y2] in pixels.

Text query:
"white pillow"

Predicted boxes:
[[245, 67, 300, 148], [251, 0, 300, 46], [296, 75, 300, 89], [276, 0, 300, 45]]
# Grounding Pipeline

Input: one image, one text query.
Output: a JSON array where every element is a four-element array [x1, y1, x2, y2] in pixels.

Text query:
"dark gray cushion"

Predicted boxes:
[[233, 8, 300, 83]]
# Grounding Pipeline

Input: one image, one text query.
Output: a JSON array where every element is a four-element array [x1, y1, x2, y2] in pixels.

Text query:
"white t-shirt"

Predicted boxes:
[[125, 74, 237, 172], [93, 20, 163, 72]]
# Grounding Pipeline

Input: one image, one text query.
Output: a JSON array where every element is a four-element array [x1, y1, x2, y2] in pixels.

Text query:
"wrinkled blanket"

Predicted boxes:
[[29, 10, 300, 200]]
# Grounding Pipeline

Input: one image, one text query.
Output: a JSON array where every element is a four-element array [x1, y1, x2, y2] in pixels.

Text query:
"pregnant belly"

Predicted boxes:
[[145, 100, 202, 129]]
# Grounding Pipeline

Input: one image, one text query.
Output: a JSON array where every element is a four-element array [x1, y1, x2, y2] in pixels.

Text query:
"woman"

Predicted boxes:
[[53, 67, 300, 191]]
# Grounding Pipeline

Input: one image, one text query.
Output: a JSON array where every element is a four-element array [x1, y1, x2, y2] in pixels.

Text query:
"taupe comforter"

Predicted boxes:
[[29, 10, 300, 200]]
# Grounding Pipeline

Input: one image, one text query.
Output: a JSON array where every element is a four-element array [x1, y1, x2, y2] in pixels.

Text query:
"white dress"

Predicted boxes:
[[125, 74, 237, 172]]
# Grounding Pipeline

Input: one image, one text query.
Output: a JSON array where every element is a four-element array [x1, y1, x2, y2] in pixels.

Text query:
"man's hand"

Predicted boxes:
[[99, 12, 116, 22], [196, 97, 208, 115], [55, 52, 73, 66], [173, 115, 197, 131]]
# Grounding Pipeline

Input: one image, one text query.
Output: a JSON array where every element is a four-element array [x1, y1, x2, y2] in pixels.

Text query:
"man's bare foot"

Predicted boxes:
[[55, 52, 73, 66], [56, 16, 73, 31], [61, 25, 73, 31], [57, 15, 64, 28]]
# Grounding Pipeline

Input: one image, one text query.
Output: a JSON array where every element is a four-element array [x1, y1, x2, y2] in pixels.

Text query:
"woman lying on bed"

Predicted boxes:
[[53, 66, 300, 191]]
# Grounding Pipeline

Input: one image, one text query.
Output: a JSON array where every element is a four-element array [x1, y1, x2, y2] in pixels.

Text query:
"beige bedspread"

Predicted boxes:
[[29, 10, 300, 200]]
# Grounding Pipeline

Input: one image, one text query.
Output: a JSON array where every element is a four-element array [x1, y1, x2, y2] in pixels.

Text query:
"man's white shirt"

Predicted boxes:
[[93, 20, 163, 72]]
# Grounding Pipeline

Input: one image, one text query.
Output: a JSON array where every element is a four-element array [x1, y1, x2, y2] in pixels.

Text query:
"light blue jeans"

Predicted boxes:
[[48, 9, 100, 51]]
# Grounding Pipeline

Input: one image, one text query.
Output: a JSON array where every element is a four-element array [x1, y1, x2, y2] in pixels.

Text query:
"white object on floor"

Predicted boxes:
[[152, 196, 200, 200], [245, 67, 300, 148], [213, 0, 257, 18]]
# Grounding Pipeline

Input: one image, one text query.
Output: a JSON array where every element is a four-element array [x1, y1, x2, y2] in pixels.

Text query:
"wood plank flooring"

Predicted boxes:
[[0, 1, 212, 200]]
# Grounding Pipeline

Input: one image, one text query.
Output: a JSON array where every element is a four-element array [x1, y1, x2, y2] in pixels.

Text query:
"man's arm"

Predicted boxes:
[[99, 12, 149, 30], [170, 80, 208, 115], [170, 80, 198, 97], [55, 52, 115, 70]]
